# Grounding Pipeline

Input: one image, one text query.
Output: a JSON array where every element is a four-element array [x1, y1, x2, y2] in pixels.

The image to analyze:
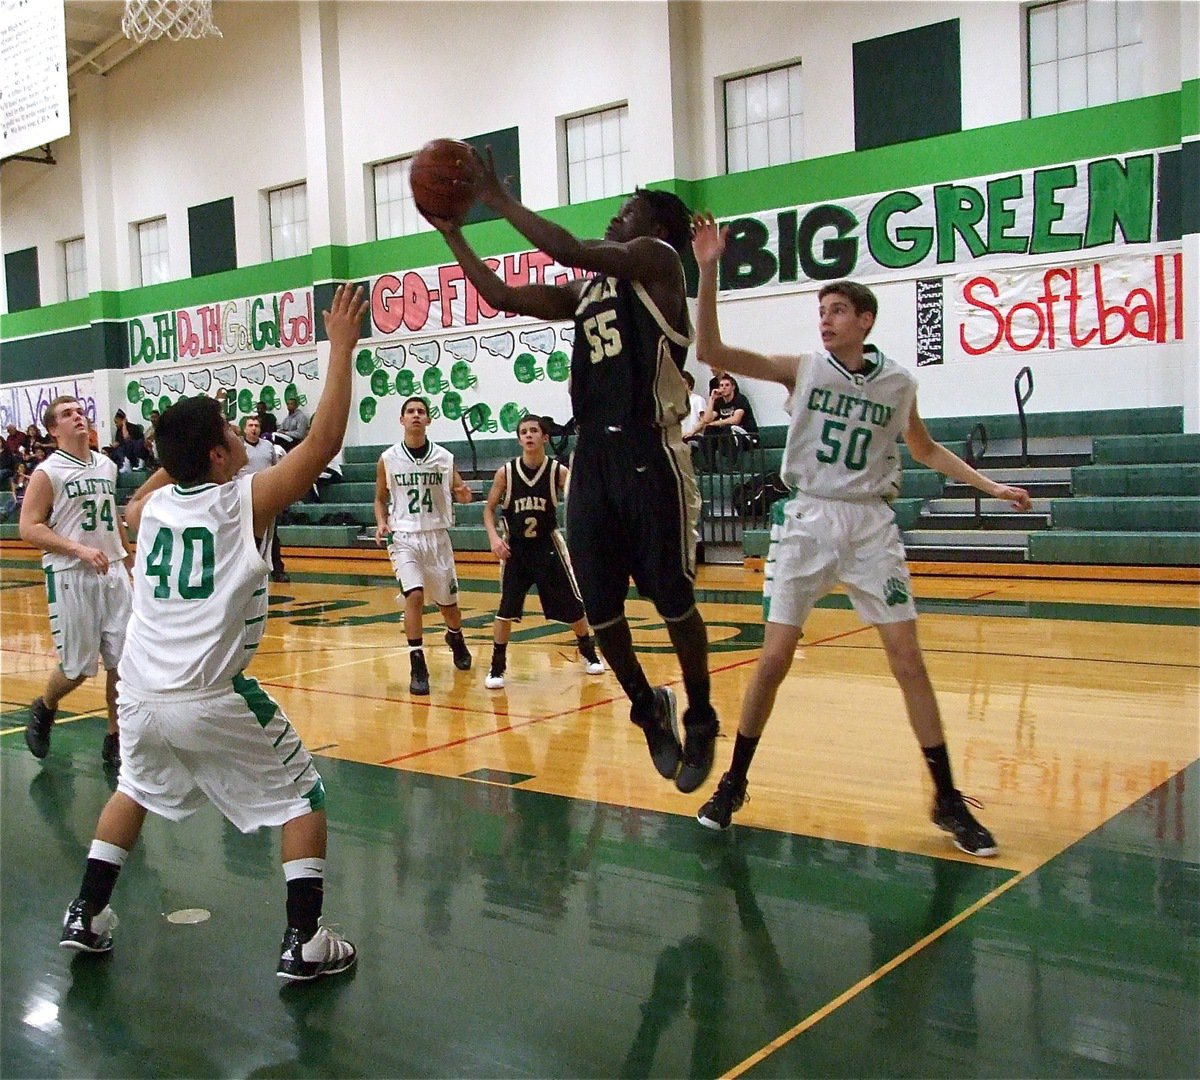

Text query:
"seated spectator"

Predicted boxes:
[[4, 424, 28, 460], [143, 409, 161, 468], [682, 371, 708, 456], [105, 409, 146, 472], [278, 393, 310, 443], [11, 461, 31, 501], [0, 441, 15, 492], [24, 423, 55, 464], [698, 373, 758, 470], [255, 399, 278, 437]]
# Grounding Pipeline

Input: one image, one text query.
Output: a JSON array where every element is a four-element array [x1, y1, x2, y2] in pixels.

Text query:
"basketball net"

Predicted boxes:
[[122, 0, 222, 43]]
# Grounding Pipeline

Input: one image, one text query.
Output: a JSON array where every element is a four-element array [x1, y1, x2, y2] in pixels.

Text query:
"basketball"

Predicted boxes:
[[409, 139, 481, 221]]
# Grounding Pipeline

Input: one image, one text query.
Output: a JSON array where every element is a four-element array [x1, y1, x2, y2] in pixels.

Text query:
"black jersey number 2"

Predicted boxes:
[[581, 311, 622, 363]]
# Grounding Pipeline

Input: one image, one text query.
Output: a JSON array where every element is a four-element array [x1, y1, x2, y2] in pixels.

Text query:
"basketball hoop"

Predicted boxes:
[[122, 0, 222, 43]]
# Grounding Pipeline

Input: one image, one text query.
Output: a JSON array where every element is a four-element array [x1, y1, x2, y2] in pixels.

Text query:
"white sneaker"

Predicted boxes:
[[484, 672, 505, 689], [585, 659, 605, 675], [277, 923, 357, 982]]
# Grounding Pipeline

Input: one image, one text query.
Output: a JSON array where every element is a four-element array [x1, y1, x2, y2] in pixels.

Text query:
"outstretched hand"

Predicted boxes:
[[322, 284, 368, 352], [995, 484, 1032, 511], [472, 145, 510, 210], [691, 212, 727, 267]]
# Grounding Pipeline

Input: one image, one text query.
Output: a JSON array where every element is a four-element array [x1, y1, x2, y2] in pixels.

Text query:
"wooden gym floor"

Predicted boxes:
[[1, 550, 1196, 1077]]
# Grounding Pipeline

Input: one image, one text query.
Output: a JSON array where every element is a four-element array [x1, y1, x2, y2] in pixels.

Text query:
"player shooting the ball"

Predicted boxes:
[[419, 146, 721, 796]]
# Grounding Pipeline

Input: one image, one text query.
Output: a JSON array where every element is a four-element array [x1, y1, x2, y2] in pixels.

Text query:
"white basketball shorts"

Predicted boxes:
[[116, 674, 325, 833], [763, 493, 917, 628], [45, 563, 132, 679], [388, 530, 459, 607]]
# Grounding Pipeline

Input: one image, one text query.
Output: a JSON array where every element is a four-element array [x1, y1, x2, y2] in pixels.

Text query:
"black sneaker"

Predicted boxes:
[[277, 924, 357, 982], [410, 653, 430, 696], [25, 697, 55, 759], [932, 791, 998, 857], [101, 732, 120, 769], [697, 772, 748, 831], [446, 631, 472, 671], [676, 706, 719, 793], [60, 900, 118, 953], [632, 687, 681, 780]]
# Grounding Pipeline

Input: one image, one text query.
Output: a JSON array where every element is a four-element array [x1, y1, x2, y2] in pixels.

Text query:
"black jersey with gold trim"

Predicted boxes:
[[500, 457, 562, 547], [570, 273, 692, 430]]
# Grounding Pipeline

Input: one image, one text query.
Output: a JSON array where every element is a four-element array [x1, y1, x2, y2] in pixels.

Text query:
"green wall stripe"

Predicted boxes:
[[1183, 79, 1199, 137], [1, 92, 1188, 350]]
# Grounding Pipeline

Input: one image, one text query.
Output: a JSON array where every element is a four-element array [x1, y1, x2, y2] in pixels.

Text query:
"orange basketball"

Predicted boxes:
[[409, 139, 481, 221]]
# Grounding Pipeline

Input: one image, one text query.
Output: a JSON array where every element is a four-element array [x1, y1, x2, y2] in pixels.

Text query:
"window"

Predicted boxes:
[[724, 62, 803, 173], [373, 157, 427, 240], [137, 217, 169, 286], [564, 105, 629, 203], [268, 183, 308, 260], [62, 237, 87, 301], [1028, 0, 1143, 117]]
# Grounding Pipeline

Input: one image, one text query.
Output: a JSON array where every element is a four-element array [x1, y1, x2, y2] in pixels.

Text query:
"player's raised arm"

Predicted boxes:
[[692, 213, 801, 390], [251, 284, 368, 536], [483, 465, 510, 562], [432, 221, 578, 322], [904, 399, 1032, 510]]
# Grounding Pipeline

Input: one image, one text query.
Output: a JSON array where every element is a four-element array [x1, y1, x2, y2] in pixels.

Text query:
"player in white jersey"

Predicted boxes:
[[58, 283, 368, 983], [690, 214, 1031, 856], [373, 395, 474, 696], [20, 396, 132, 767]]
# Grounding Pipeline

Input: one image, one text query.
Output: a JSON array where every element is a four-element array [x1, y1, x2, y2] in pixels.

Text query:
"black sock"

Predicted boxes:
[[408, 638, 424, 657], [286, 876, 323, 938], [576, 633, 599, 663], [80, 858, 122, 915], [729, 733, 760, 781], [595, 619, 654, 717], [491, 642, 508, 672], [446, 628, 464, 641], [666, 609, 711, 714], [922, 743, 956, 801]]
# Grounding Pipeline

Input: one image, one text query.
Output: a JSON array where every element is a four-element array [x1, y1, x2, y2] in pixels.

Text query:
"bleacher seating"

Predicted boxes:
[[48, 408, 1189, 572]]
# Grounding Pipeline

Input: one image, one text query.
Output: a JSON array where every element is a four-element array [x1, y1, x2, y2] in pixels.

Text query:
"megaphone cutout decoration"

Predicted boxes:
[[518, 327, 556, 354], [269, 360, 295, 384], [188, 370, 213, 392], [242, 362, 266, 386], [162, 372, 185, 393], [376, 343, 407, 370], [480, 332, 515, 358], [139, 375, 162, 397], [445, 336, 477, 363], [298, 357, 320, 380], [213, 365, 238, 388], [410, 341, 440, 367]]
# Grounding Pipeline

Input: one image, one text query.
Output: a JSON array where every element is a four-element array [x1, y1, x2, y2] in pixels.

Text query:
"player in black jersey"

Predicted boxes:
[[425, 149, 719, 794], [482, 415, 604, 689]]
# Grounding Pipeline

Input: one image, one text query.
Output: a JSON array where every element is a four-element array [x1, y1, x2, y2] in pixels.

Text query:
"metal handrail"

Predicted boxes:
[[460, 405, 486, 479], [965, 422, 988, 524], [1014, 366, 1034, 466]]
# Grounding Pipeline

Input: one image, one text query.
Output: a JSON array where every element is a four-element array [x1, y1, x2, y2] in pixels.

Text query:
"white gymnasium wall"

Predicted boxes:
[[1, 1, 1192, 434], [0, 125, 84, 307], [672, 1, 1026, 177], [334, 0, 678, 232]]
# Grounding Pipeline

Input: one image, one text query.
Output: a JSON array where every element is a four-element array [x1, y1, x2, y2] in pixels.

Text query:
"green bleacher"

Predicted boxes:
[[57, 409, 1192, 572]]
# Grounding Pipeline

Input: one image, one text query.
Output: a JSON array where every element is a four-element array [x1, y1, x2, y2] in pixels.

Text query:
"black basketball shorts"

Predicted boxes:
[[565, 426, 700, 627]]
